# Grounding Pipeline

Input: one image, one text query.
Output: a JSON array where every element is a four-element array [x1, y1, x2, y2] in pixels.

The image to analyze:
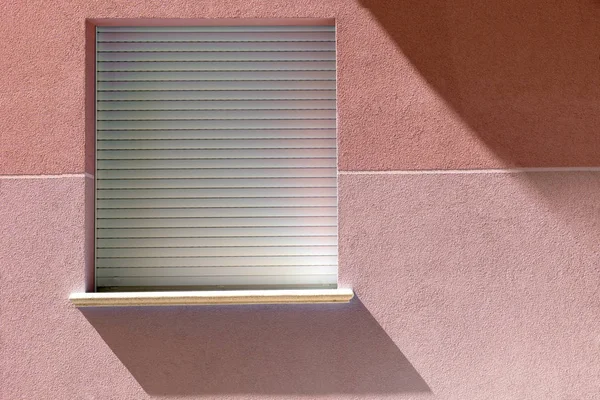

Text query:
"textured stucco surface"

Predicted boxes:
[[2, 0, 600, 398], [2, 0, 600, 174], [339, 172, 600, 399], [2, 174, 600, 399]]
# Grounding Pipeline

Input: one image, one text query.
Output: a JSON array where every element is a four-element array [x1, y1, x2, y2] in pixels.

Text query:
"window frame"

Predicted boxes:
[[73, 18, 353, 305]]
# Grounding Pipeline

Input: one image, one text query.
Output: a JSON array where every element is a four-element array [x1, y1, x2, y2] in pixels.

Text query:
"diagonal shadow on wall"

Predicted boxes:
[[355, 0, 600, 253], [81, 298, 431, 396], [357, 0, 600, 167]]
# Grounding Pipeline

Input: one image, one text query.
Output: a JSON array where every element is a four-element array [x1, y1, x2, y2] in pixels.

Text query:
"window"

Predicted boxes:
[[94, 23, 338, 293]]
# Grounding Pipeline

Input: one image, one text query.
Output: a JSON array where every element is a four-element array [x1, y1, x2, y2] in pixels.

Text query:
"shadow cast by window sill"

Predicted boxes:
[[81, 298, 431, 396]]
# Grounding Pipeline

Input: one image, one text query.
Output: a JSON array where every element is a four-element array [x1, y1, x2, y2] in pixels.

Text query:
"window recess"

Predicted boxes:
[[93, 24, 342, 295]]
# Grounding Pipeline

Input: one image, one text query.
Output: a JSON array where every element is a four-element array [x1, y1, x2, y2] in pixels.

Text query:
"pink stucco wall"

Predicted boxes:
[[2, 0, 600, 399]]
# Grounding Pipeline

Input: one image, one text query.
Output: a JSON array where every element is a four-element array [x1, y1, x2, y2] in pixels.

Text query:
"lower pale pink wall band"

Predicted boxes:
[[2, 172, 599, 399]]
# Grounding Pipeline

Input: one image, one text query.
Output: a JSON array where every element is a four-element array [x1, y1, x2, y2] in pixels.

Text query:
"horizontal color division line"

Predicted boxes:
[[0, 173, 94, 179], [7, 169, 599, 180], [339, 167, 600, 174]]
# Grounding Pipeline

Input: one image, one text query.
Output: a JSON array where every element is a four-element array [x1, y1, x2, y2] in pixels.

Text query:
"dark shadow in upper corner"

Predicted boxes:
[[358, 0, 600, 167], [81, 298, 431, 396]]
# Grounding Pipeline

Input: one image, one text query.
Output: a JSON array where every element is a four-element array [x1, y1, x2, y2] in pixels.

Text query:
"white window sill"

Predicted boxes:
[[69, 288, 354, 307]]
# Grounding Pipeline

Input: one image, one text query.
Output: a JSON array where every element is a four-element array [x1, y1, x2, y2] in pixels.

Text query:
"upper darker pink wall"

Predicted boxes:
[[2, 0, 599, 174], [350, 0, 600, 170]]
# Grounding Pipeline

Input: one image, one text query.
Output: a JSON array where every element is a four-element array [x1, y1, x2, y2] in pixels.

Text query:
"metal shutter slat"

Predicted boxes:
[[96, 274, 337, 288], [97, 139, 336, 150], [96, 187, 337, 200], [98, 61, 335, 72], [98, 51, 335, 62], [98, 235, 337, 247], [98, 177, 337, 189], [97, 129, 336, 140], [98, 31, 334, 42], [97, 100, 336, 111], [97, 167, 336, 179], [96, 255, 337, 268], [97, 266, 337, 278], [97, 119, 336, 130], [97, 110, 336, 120], [97, 90, 336, 101], [97, 226, 338, 239], [98, 70, 336, 81], [97, 41, 335, 52], [97, 197, 337, 209], [98, 26, 335, 33], [97, 245, 337, 258], [97, 207, 337, 219], [97, 80, 335, 91]]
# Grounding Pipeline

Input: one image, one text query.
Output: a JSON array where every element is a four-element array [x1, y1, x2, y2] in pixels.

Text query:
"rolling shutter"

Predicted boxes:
[[95, 25, 337, 291]]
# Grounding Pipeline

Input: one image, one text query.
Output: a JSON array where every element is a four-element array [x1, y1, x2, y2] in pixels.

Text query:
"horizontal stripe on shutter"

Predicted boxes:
[[96, 139, 336, 150], [98, 61, 336, 72], [97, 90, 336, 101], [98, 51, 336, 62], [97, 158, 336, 169], [97, 206, 336, 218], [96, 188, 337, 200], [96, 255, 337, 268], [98, 236, 337, 247], [97, 129, 336, 140], [98, 70, 336, 82], [97, 266, 337, 278], [97, 120, 336, 130], [97, 167, 335, 179], [97, 100, 336, 111], [97, 42, 335, 52], [97, 110, 336, 120], [97, 178, 337, 189], [97, 226, 338, 238], [98, 26, 335, 33], [97, 275, 337, 288], [96, 25, 337, 290], [97, 266, 337, 279], [98, 197, 337, 208], [97, 30, 333, 41]]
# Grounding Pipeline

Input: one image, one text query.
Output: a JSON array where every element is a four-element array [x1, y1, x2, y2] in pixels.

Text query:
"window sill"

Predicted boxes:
[[69, 288, 354, 307]]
